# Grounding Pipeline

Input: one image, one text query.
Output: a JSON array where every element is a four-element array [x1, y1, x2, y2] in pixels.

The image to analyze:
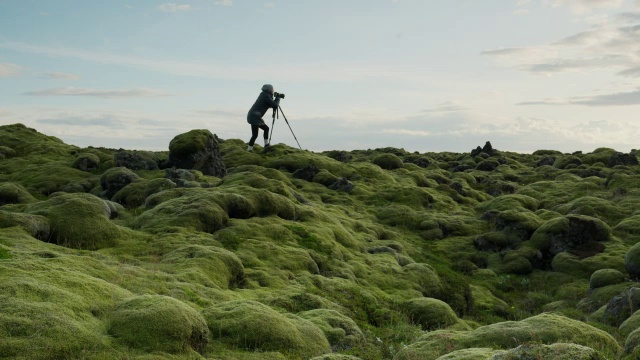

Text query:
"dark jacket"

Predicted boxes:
[[247, 90, 280, 125]]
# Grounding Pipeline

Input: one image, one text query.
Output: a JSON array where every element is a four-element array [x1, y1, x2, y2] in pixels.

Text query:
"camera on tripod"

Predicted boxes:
[[274, 92, 285, 99]]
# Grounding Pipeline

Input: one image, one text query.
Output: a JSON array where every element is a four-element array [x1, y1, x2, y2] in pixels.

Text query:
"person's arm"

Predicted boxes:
[[261, 92, 280, 109]]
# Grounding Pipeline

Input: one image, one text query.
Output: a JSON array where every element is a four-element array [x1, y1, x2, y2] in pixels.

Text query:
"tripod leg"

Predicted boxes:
[[269, 108, 277, 144], [278, 105, 302, 150]]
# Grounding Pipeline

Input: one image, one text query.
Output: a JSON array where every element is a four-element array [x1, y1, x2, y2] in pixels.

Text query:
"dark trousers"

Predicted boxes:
[[248, 123, 269, 146]]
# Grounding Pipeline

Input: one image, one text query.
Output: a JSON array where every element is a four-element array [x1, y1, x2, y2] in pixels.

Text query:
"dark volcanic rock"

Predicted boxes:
[[325, 150, 352, 163], [168, 129, 226, 177], [114, 150, 159, 170], [536, 157, 556, 167], [603, 287, 640, 326], [292, 164, 320, 181], [471, 141, 495, 157], [608, 152, 639, 167], [329, 178, 354, 193]]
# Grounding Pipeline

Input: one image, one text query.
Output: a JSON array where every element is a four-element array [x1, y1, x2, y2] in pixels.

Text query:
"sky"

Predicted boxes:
[[1, 0, 640, 154]]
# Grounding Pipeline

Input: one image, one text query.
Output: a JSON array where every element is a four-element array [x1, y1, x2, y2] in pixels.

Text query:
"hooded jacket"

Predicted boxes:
[[247, 90, 280, 125]]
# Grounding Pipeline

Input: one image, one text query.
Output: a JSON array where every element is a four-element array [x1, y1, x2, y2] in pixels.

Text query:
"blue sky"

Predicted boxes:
[[1, 0, 640, 153]]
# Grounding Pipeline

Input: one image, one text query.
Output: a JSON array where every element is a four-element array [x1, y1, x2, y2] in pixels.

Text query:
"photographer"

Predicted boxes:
[[246, 84, 283, 152]]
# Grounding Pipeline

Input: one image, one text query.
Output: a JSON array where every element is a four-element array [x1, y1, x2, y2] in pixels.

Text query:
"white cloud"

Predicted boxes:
[[158, 3, 191, 12], [382, 129, 431, 136], [514, 8, 530, 15], [519, 88, 640, 106], [41, 72, 80, 80], [264, 2, 275, 8], [214, 0, 233, 6], [23, 87, 172, 98], [0, 62, 22, 77], [545, 0, 625, 14]]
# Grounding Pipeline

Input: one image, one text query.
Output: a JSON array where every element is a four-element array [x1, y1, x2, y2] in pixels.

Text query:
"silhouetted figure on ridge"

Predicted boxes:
[[246, 84, 280, 152]]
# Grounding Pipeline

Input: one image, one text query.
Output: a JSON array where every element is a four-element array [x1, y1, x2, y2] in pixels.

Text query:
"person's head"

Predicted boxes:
[[261, 84, 274, 95]]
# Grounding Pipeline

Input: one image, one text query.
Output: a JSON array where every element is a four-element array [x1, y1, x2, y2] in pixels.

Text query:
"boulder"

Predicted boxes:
[[293, 164, 320, 181], [603, 287, 640, 326], [372, 153, 403, 170], [24, 193, 120, 249], [402, 297, 459, 330], [530, 215, 610, 262], [100, 167, 139, 199], [0, 182, 36, 205], [202, 300, 330, 357], [607, 152, 639, 167], [114, 150, 159, 170], [71, 153, 100, 172], [329, 178, 354, 193], [626, 242, 640, 280], [590, 269, 625, 289], [109, 295, 209, 354], [168, 129, 226, 177]]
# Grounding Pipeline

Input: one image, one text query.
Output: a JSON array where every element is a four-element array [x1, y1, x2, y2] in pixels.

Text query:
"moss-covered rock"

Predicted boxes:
[[72, 152, 100, 172], [0, 210, 49, 240], [161, 245, 245, 289], [402, 297, 459, 330], [625, 327, 640, 355], [590, 269, 626, 289], [298, 309, 364, 349], [100, 166, 140, 199], [24, 193, 120, 249], [0, 182, 37, 205], [395, 313, 620, 359], [372, 153, 403, 170], [602, 287, 640, 326], [530, 215, 610, 261], [109, 295, 209, 354], [168, 129, 226, 177], [202, 300, 330, 357], [490, 343, 602, 360], [619, 309, 640, 337], [625, 242, 640, 280]]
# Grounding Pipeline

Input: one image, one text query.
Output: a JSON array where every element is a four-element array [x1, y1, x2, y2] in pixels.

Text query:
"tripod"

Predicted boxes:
[[269, 105, 302, 150]]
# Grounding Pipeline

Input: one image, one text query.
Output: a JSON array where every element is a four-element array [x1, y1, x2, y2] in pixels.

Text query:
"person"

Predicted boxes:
[[246, 84, 281, 152]]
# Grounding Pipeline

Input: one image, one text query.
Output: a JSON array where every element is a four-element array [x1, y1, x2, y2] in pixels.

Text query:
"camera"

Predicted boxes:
[[274, 92, 285, 99]]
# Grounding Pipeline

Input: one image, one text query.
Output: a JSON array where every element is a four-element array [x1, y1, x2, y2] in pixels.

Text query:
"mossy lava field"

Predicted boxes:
[[4, 123, 640, 360]]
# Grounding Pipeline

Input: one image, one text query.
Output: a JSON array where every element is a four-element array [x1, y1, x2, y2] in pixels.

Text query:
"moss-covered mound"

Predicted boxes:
[[529, 215, 611, 261], [23, 192, 121, 249], [109, 295, 209, 354], [395, 313, 620, 359], [402, 297, 459, 330], [202, 300, 330, 357]]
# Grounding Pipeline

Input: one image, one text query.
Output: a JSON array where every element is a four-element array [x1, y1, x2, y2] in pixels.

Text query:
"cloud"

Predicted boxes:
[[382, 129, 431, 136], [0, 62, 22, 77], [37, 116, 126, 128], [264, 2, 275, 8], [214, 0, 233, 6], [41, 72, 80, 80], [545, 0, 625, 14], [23, 87, 171, 98], [618, 66, 640, 77], [158, 3, 191, 12], [484, 19, 640, 76], [519, 88, 640, 106], [420, 102, 468, 114]]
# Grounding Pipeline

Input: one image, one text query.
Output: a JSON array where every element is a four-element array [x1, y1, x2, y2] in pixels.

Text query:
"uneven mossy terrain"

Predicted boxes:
[[3, 123, 640, 359]]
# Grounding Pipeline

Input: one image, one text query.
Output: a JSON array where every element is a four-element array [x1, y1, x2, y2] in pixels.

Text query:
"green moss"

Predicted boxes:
[[626, 327, 640, 355], [395, 313, 620, 359], [109, 295, 209, 354], [432, 348, 499, 359], [529, 215, 611, 255], [556, 196, 630, 226], [620, 309, 640, 337], [313, 169, 341, 186], [626, 242, 640, 279], [298, 309, 364, 349], [590, 269, 626, 289], [491, 343, 602, 360], [372, 153, 403, 170], [402, 297, 459, 330], [161, 245, 245, 289], [0, 211, 49, 240], [478, 194, 539, 212], [9, 162, 92, 196], [72, 152, 101, 171], [24, 193, 121, 249], [0, 182, 37, 205], [202, 300, 330, 357], [310, 355, 362, 360], [100, 166, 140, 198]]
